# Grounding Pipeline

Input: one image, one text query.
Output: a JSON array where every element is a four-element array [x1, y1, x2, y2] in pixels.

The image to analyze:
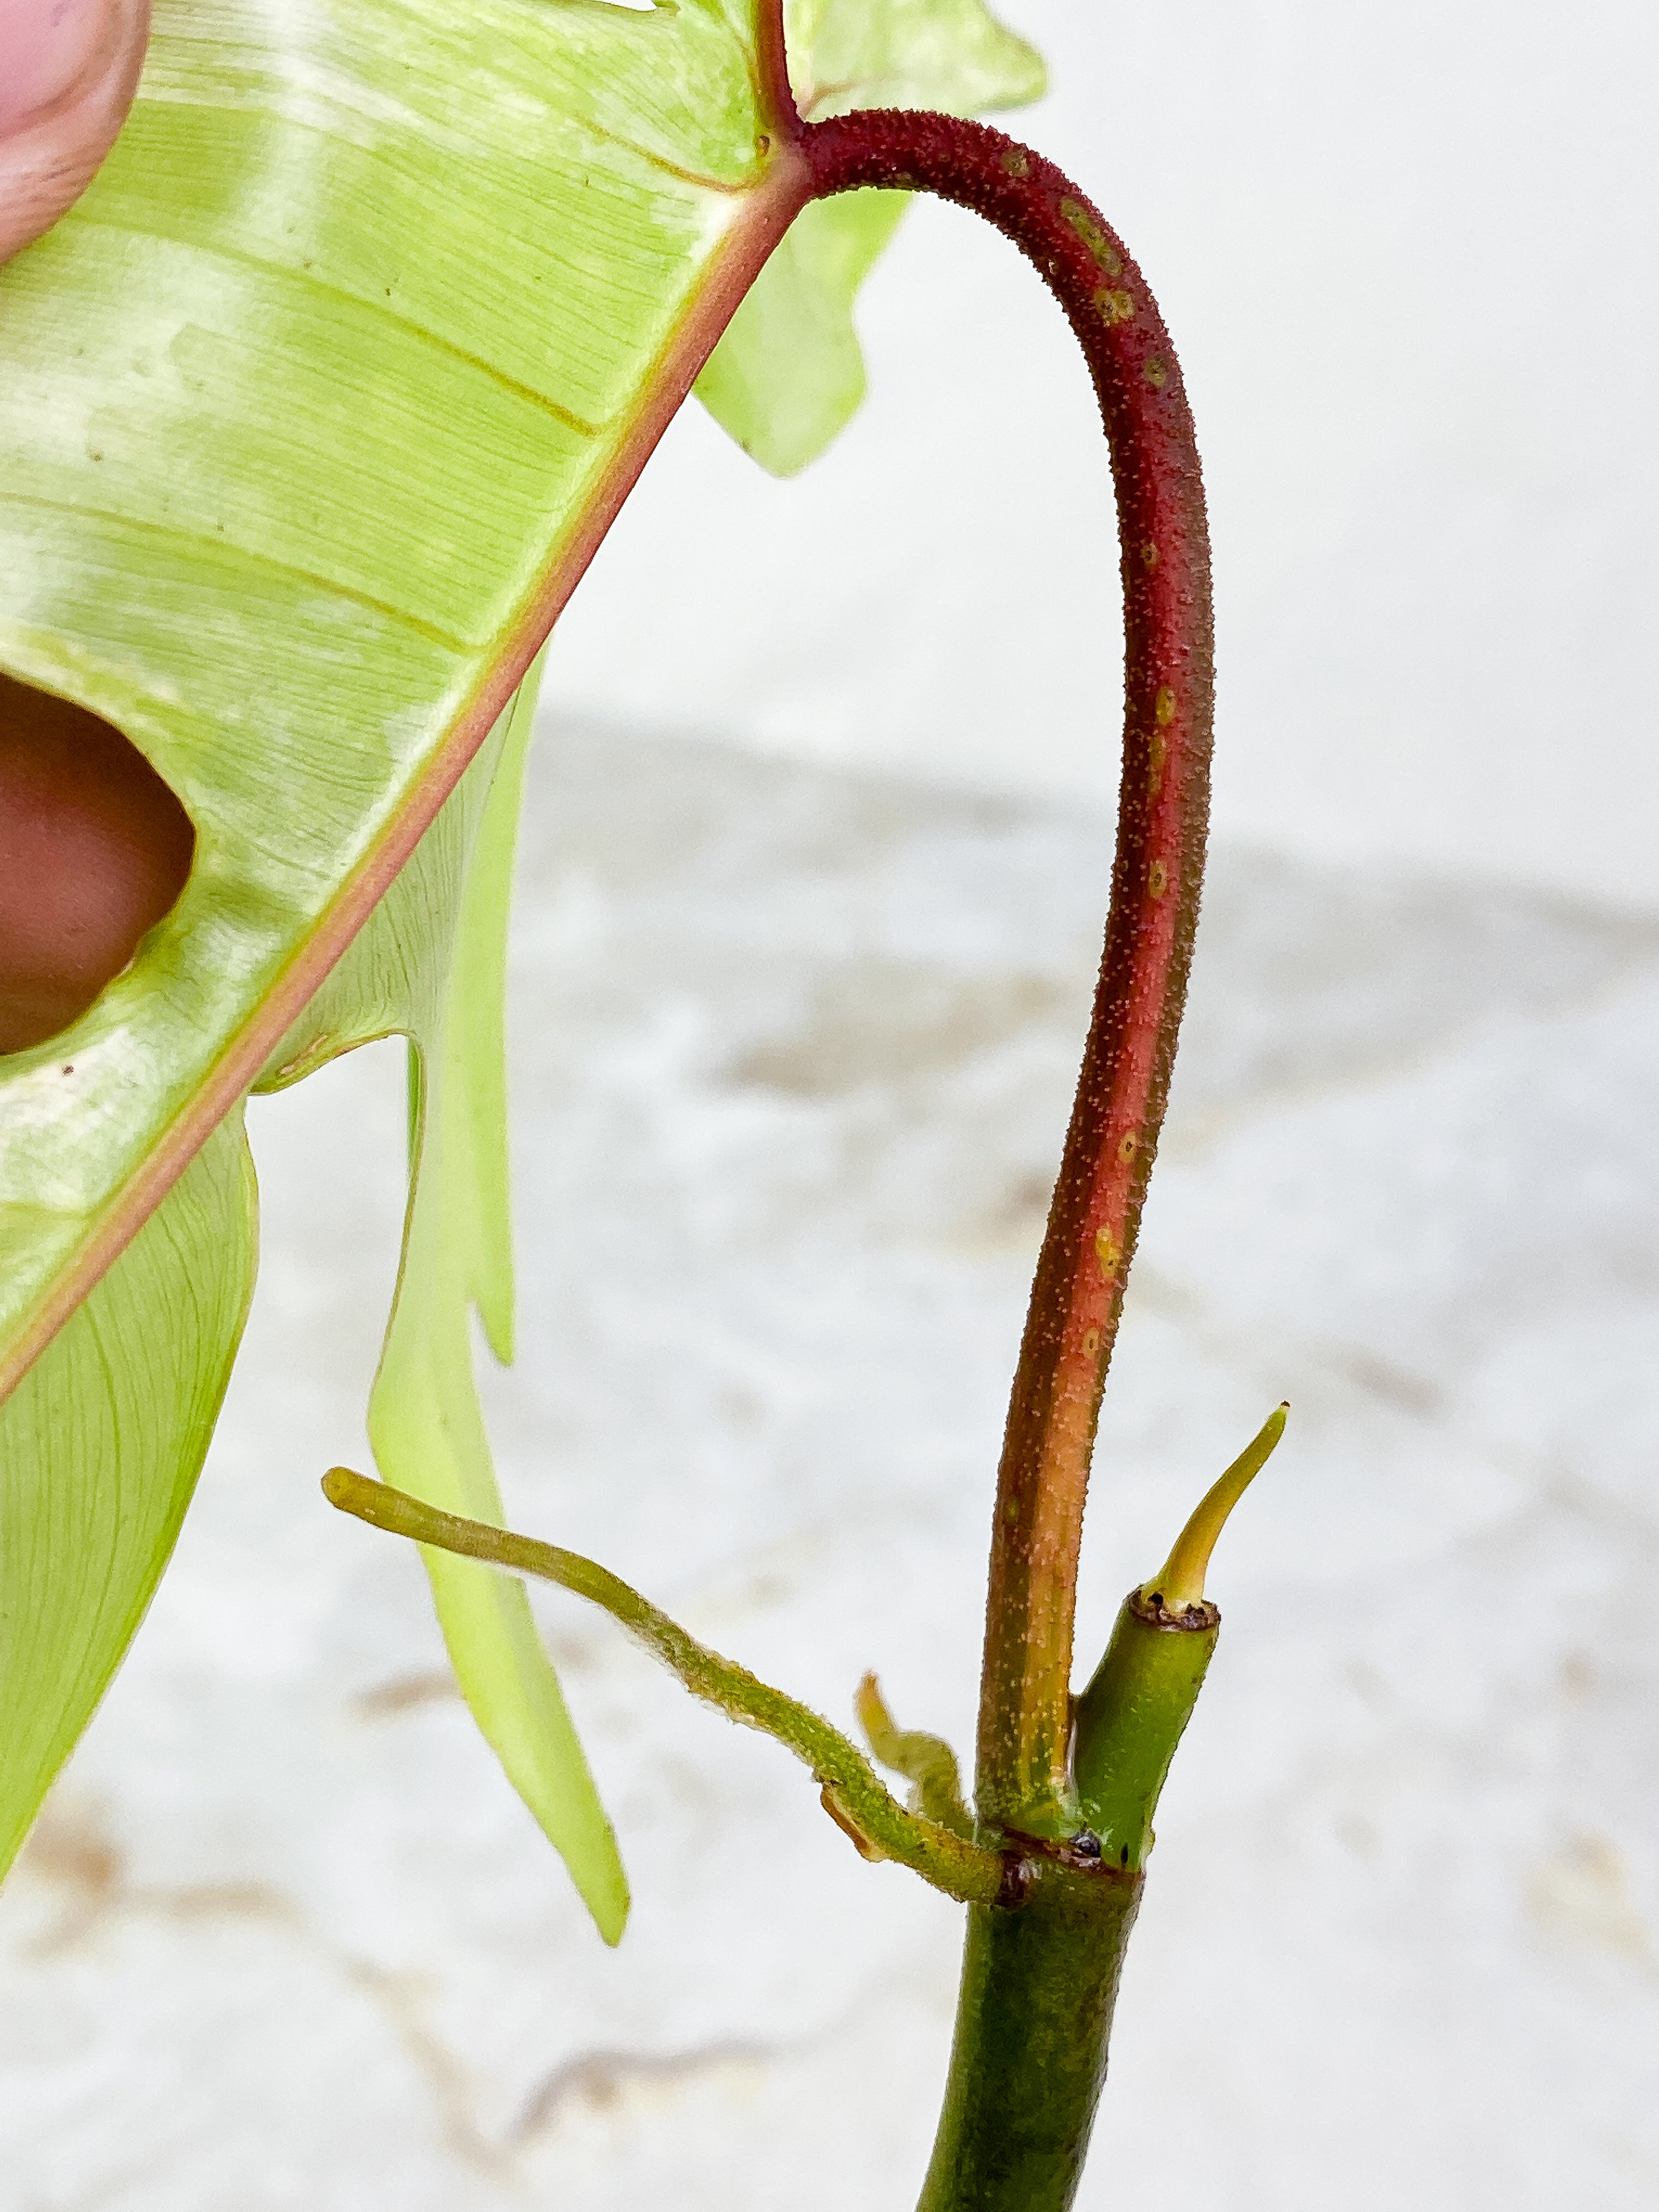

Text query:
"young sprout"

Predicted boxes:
[[1147, 1400, 1289, 1615]]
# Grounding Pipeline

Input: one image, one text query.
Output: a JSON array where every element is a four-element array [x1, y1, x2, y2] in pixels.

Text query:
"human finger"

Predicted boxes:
[[0, 0, 151, 266]]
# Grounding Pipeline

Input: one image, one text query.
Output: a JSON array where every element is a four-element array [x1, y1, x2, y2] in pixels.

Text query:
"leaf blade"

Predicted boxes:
[[0, 1109, 257, 1880], [0, 0, 809, 1406], [259, 660, 629, 1938], [373, 667, 631, 1943]]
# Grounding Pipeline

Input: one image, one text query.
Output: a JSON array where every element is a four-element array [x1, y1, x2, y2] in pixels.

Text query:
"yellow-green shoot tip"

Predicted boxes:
[[1150, 1403, 1289, 1610]]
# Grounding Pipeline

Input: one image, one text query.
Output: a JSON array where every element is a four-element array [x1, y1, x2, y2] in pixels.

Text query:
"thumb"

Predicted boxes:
[[0, 0, 152, 266]]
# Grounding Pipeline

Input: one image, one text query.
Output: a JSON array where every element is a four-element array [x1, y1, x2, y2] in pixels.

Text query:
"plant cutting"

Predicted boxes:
[[1, 0, 1290, 2202]]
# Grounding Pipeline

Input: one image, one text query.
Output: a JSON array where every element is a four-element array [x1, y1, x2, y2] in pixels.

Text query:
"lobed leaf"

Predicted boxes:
[[0, 0, 804, 1415], [0, 0, 1046, 1928], [260, 658, 629, 1937], [0, 0, 805, 1920]]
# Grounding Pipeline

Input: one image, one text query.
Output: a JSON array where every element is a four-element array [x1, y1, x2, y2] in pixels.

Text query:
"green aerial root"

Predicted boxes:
[[321, 1468, 1007, 1907]]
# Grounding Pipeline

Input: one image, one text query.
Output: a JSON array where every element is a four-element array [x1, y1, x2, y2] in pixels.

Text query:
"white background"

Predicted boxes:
[[552, 0, 1659, 909]]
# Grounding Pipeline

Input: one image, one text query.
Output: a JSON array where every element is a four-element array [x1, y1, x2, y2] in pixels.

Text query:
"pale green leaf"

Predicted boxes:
[[0, 1109, 256, 1881], [380, 684, 632, 1945], [694, 190, 909, 477], [0, 0, 1043, 1927], [696, 0, 1045, 474], [0, 0, 802, 1910], [0, 0, 804, 1415], [259, 659, 628, 1939], [785, 0, 1047, 120]]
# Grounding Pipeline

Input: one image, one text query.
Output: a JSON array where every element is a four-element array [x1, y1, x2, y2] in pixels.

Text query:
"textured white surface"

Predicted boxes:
[[551, 0, 1659, 905], [3, 723, 1657, 2208]]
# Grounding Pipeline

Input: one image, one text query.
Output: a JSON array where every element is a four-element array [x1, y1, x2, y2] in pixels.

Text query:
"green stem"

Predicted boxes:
[[918, 1859, 1141, 2212], [919, 1401, 1286, 2207], [1071, 1590, 1218, 1873]]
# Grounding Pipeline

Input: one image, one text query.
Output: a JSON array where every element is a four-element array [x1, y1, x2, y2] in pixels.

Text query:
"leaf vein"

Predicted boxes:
[[0, 492, 476, 654], [68, 212, 607, 441]]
